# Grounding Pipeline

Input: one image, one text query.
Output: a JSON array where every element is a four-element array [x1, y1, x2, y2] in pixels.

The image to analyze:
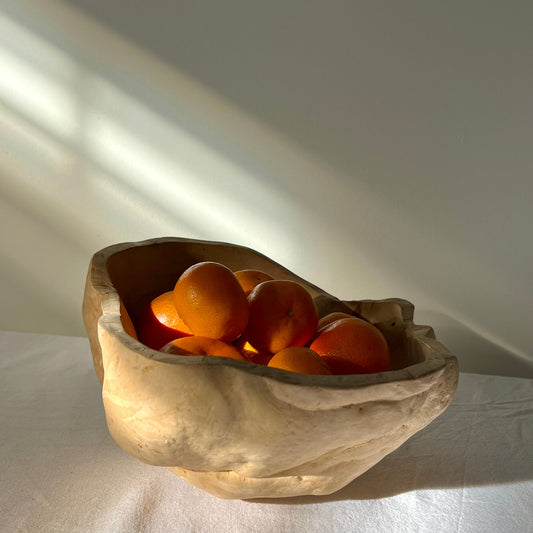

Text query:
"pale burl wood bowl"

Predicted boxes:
[[82, 237, 459, 499]]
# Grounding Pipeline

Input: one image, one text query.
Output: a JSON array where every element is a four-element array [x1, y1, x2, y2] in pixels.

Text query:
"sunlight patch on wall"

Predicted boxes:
[[0, 16, 78, 140], [0, 9, 76, 83], [0, 100, 105, 252], [0, 5, 294, 264], [83, 75, 295, 256], [0, 97, 201, 253], [0, 101, 69, 173]]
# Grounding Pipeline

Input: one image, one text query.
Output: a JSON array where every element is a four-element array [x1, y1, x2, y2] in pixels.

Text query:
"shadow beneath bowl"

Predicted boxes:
[[250, 372, 533, 504]]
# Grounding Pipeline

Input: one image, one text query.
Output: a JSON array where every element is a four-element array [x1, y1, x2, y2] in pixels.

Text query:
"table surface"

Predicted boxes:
[[1, 330, 532, 533]]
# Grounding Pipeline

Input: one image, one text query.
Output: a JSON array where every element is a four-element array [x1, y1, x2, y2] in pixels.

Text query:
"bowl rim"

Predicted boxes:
[[87, 236, 457, 390]]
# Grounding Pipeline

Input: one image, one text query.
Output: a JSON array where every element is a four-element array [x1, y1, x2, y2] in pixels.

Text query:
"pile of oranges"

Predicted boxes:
[[123, 261, 391, 376]]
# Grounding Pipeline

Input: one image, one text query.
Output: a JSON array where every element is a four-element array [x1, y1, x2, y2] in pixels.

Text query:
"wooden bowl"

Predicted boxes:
[[82, 237, 458, 499]]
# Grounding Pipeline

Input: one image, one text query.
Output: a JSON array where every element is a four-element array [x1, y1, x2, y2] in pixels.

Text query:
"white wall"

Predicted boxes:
[[1, 0, 532, 377]]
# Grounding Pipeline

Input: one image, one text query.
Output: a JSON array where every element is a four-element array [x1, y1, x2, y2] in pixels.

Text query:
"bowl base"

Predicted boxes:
[[167, 465, 345, 500]]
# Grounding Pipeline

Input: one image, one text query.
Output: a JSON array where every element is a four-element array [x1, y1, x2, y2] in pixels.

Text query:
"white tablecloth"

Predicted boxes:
[[1, 330, 532, 533]]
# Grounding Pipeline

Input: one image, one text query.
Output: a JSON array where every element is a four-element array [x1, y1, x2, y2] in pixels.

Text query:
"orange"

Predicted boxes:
[[120, 300, 138, 339], [317, 312, 354, 332], [173, 261, 249, 343], [267, 346, 332, 375], [234, 269, 274, 296], [160, 335, 246, 360], [308, 311, 358, 345], [244, 280, 318, 354], [309, 317, 390, 374], [137, 291, 192, 350]]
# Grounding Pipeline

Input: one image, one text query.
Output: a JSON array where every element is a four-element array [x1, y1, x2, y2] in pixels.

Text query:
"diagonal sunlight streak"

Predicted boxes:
[[0, 100, 69, 175], [83, 75, 295, 256], [0, 9, 76, 85], [0, 4, 296, 264], [84, 114, 245, 239], [84, 74, 289, 212], [0, 43, 78, 141], [0, 8, 296, 269], [0, 98, 203, 251]]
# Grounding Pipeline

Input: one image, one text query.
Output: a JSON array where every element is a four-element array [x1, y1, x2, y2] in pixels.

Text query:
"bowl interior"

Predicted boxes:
[[99, 238, 430, 373]]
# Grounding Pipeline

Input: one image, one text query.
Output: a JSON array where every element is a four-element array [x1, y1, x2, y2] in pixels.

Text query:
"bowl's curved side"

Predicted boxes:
[[98, 314, 457, 499], [82, 257, 112, 385], [168, 355, 458, 500]]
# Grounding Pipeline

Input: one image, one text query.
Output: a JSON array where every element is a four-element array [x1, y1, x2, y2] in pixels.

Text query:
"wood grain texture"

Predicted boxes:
[[82, 237, 458, 499]]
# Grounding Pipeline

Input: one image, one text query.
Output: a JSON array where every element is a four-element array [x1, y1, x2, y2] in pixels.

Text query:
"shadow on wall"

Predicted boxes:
[[417, 310, 533, 379]]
